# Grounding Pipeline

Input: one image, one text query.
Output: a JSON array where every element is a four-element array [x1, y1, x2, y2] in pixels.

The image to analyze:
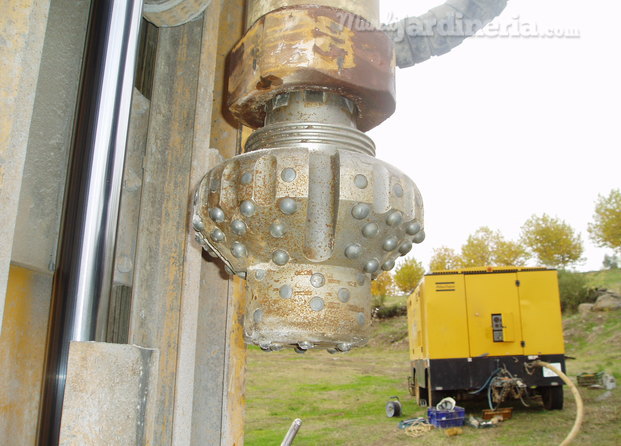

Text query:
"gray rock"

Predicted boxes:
[[578, 303, 594, 315], [592, 292, 621, 311]]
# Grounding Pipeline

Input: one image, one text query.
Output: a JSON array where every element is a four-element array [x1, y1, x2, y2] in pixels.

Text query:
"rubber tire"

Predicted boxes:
[[386, 401, 402, 418], [541, 386, 564, 410]]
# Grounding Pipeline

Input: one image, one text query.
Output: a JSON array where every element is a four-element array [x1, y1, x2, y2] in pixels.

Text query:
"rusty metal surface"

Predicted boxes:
[[58, 342, 158, 446], [193, 144, 424, 351], [227, 6, 396, 133], [245, 0, 380, 29], [12, 0, 89, 275], [113, 89, 150, 286], [128, 18, 203, 446], [0, 266, 52, 444], [0, 0, 51, 333], [265, 90, 357, 129]]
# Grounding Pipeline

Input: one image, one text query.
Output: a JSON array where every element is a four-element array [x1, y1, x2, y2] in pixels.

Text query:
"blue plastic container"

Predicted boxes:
[[427, 406, 466, 428]]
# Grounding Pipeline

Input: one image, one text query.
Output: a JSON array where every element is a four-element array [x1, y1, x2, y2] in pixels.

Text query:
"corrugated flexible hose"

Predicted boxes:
[[385, 0, 509, 68], [532, 361, 584, 446]]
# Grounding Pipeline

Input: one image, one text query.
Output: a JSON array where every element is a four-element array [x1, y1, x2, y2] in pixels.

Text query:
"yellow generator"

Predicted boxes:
[[407, 267, 566, 410]]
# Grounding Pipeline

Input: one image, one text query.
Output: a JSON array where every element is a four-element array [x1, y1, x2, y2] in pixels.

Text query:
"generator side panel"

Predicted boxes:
[[517, 270, 565, 356], [407, 283, 424, 362], [425, 274, 470, 360]]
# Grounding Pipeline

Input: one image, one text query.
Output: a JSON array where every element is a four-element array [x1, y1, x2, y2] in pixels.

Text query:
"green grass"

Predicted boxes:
[[582, 268, 621, 294], [245, 306, 621, 445]]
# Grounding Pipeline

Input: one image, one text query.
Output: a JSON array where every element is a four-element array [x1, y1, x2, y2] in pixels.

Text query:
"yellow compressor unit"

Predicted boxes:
[[407, 267, 566, 410]]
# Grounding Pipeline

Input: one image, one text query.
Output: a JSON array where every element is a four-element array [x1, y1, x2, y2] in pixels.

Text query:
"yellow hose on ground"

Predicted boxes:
[[532, 360, 584, 446]]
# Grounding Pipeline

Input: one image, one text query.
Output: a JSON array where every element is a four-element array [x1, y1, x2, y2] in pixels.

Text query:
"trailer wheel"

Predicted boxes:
[[541, 386, 564, 410]]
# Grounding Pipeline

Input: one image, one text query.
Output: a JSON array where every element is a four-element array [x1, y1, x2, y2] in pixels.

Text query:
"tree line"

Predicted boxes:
[[372, 188, 621, 298]]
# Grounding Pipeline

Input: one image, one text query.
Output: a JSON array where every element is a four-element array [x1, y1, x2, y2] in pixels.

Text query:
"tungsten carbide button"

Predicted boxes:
[[338, 288, 351, 303], [281, 168, 297, 182], [406, 221, 422, 236], [279, 284, 293, 299], [413, 230, 426, 244], [279, 198, 297, 215], [382, 259, 396, 271], [345, 244, 362, 259], [210, 228, 225, 242], [364, 259, 380, 274], [209, 207, 225, 223], [192, 214, 205, 231], [383, 237, 398, 251], [270, 221, 286, 238], [354, 174, 368, 189], [337, 343, 352, 352], [309, 296, 325, 311], [399, 242, 413, 256], [351, 203, 371, 220], [272, 250, 290, 266], [231, 219, 247, 235], [240, 200, 256, 217], [231, 242, 247, 258], [386, 210, 403, 227], [310, 273, 326, 288], [362, 223, 379, 238]]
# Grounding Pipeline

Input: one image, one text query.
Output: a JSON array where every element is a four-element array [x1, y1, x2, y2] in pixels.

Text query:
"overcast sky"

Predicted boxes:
[[370, 0, 621, 272]]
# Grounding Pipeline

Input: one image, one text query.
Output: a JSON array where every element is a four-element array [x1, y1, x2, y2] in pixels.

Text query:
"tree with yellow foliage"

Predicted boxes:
[[588, 189, 621, 254], [520, 214, 583, 268], [394, 258, 425, 294], [494, 239, 529, 266], [429, 246, 461, 271], [460, 227, 500, 267]]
